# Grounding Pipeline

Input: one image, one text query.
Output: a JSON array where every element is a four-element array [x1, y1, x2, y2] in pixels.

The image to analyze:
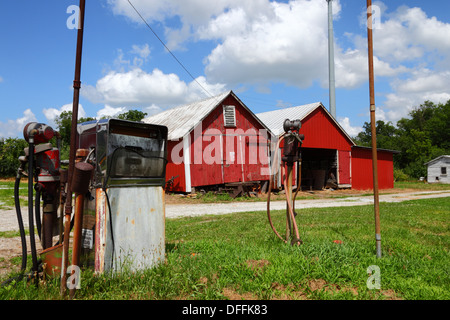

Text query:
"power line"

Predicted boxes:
[[127, 0, 215, 99]]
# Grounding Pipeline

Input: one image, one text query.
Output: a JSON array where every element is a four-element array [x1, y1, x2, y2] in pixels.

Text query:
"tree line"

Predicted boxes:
[[0, 110, 147, 177], [353, 100, 450, 179]]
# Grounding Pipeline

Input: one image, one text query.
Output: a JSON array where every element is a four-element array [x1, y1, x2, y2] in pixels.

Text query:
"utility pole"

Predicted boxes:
[[366, 0, 382, 258], [326, 0, 336, 118]]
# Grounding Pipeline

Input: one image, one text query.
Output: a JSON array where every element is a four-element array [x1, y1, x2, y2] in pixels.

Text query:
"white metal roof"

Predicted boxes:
[[256, 102, 355, 145], [425, 155, 450, 166], [142, 91, 231, 140], [143, 90, 272, 140], [256, 102, 321, 136]]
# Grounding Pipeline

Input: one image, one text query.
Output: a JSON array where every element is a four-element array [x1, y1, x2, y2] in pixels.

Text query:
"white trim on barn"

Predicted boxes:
[[183, 133, 192, 192]]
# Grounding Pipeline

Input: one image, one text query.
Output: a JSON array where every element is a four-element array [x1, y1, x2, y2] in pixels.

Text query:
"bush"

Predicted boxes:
[[0, 138, 28, 177], [393, 168, 410, 181]]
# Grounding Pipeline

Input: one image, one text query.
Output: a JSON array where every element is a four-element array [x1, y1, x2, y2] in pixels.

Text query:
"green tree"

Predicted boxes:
[[116, 110, 148, 122], [354, 100, 450, 179], [353, 120, 398, 150], [0, 138, 28, 177]]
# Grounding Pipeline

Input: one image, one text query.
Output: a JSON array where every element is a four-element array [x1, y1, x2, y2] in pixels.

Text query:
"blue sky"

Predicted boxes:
[[1, 0, 450, 139]]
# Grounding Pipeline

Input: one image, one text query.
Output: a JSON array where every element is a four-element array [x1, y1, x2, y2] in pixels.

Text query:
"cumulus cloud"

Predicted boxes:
[[106, 0, 450, 125], [96, 105, 127, 119], [202, 1, 336, 88], [382, 69, 450, 121], [42, 103, 86, 128], [0, 109, 37, 139], [82, 67, 226, 109], [338, 116, 363, 138]]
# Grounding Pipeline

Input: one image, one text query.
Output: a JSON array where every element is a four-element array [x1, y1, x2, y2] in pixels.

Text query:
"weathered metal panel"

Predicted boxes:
[[93, 187, 165, 273], [95, 188, 107, 273], [105, 186, 165, 272]]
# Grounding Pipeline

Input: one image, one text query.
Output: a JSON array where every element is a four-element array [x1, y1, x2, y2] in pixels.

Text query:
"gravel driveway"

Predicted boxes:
[[2, 190, 449, 232]]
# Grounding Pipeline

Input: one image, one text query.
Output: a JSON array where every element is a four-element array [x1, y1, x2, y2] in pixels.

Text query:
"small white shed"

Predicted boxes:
[[425, 155, 450, 183]]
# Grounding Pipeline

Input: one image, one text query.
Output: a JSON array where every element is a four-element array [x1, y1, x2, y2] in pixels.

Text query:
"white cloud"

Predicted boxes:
[[96, 105, 127, 119], [203, 1, 337, 88], [0, 76, 3, 83], [42, 103, 86, 129], [82, 67, 226, 110], [107, 0, 450, 125], [382, 69, 450, 121], [338, 117, 363, 138], [0, 109, 37, 139]]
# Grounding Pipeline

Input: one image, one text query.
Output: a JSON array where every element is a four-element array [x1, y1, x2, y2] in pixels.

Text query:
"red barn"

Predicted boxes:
[[256, 103, 397, 190], [351, 146, 399, 190], [143, 91, 272, 193]]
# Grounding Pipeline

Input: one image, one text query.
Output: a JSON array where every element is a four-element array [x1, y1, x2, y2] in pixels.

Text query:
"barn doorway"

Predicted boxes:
[[300, 147, 337, 190]]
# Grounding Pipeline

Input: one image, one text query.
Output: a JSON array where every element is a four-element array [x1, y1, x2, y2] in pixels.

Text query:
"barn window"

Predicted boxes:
[[223, 105, 236, 127], [441, 167, 447, 175]]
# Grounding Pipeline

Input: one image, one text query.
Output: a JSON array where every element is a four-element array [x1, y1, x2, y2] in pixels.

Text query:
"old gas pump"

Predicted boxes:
[[267, 119, 304, 245], [76, 119, 168, 273], [13, 122, 63, 282]]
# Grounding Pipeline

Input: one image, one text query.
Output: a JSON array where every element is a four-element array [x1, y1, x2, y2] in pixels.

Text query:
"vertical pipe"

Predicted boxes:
[[61, 0, 86, 296], [327, 0, 336, 118], [286, 164, 293, 240], [69, 193, 84, 298], [27, 134, 39, 284], [366, 0, 382, 258]]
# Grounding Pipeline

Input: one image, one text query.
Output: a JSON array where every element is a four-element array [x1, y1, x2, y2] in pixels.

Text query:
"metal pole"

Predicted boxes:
[[69, 193, 84, 299], [366, 0, 382, 258], [326, 0, 336, 118], [61, 0, 86, 296], [286, 164, 293, 241]]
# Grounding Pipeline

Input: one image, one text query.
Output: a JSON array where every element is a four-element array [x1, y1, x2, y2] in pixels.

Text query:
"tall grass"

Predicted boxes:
[[1, 197, 449, 300]]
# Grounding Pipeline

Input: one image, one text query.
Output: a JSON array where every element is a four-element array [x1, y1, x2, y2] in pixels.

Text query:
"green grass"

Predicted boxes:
[[394, 181, 450, 191], [0, 180, 29, 210], [1, 197, 449, 300]]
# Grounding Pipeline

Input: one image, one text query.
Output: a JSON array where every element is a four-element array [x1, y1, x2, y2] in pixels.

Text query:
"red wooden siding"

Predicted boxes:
[[165, 140, 186, 192], [165, 93, 270, 192], [338, 150, 351, 185], [300, 108, 353, 151], [351, 147, 395, 190]]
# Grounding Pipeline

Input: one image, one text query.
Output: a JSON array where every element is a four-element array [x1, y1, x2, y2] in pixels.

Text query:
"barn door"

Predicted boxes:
[[338, 150, 351, 185], [223, 135, 244, 183]]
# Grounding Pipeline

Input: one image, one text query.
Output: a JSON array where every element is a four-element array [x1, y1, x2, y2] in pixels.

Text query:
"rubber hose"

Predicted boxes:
[[27, 140, 39, 273], [14, 171, 27, 272], [283, 163, 302, 245], [266, 134, 287, 243], [34, 187, 41, 241]]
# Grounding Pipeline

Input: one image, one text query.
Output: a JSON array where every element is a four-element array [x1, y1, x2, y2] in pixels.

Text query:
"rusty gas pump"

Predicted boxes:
[[75, 119, 168, 275], [12, 122, 63, 283], [267, 119, 304, 245]]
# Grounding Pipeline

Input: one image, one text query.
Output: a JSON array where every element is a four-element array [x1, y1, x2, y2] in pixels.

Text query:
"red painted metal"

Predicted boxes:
[[300, 108, 353, 151], [351, 147, 395, 190], [338, 150, 351, 185]]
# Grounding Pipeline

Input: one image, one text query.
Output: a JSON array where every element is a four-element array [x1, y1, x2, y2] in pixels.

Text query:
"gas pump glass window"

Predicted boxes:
[[107, 122, 166, 179]]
